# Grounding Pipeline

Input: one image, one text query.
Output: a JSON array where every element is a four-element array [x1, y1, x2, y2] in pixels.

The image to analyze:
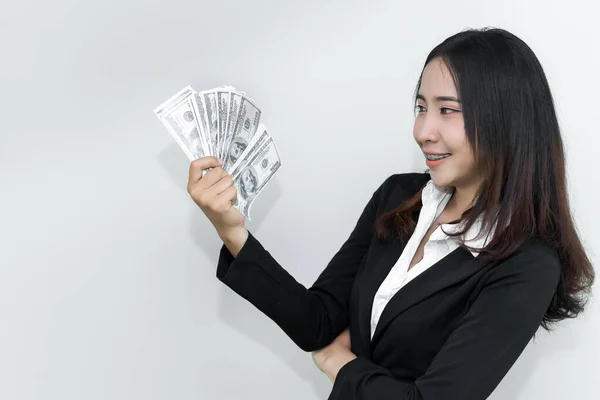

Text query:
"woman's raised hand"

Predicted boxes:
[[187, 157, 248, 254]]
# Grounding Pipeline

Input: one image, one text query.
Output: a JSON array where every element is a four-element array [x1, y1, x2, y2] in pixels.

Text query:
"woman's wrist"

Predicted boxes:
[[219, 226, 249, 258]]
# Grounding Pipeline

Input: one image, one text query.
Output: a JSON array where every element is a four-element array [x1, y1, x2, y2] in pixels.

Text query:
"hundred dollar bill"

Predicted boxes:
[[154, 86, 205, 161], [192, 92, 212, 156], [221, 92, 243, 171], [216, 90, 232, 160], [223, 92, 244, 167], [228, 124, 270, 180], [224, 96, 261, 172], [232, 130, 281, 221], [196, 86, 235, 160], [199, 90, 219, 160]]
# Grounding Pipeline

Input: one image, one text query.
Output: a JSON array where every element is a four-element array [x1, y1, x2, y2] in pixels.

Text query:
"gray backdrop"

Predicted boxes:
[[1, 0, 598, 399]]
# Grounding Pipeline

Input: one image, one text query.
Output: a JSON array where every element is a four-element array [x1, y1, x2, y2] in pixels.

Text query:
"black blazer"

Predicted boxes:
[[216, 172, 561, 399]]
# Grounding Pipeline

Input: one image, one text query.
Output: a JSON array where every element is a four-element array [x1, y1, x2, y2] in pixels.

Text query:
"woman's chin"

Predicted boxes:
[[429, 174, 454, 191]]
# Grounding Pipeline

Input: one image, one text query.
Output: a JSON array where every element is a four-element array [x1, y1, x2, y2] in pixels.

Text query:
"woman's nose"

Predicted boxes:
[[414, 115, 440, 143]]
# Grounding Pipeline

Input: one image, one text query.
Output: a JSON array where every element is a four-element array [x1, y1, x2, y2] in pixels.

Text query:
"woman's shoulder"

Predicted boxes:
[[484, 235, 562, 292], [376, 171, 431, 199]]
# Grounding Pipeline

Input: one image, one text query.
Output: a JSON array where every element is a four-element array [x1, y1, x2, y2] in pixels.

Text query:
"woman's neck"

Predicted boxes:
[[445, 184, 479, 218]]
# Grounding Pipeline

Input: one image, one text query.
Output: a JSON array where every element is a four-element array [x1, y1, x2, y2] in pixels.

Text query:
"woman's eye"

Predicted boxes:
[[415, 105, 459, 114], [441, 107, 457, 114]]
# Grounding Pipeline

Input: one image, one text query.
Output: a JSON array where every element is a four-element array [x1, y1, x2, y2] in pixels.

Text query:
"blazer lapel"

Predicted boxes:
[[370, 247, 488, 347], [356, 238, 405, 352], [355, 207, 423, 353]]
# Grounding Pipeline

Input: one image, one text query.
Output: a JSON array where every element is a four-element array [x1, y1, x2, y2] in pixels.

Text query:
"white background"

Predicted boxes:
[[1, 0, 598, 398]]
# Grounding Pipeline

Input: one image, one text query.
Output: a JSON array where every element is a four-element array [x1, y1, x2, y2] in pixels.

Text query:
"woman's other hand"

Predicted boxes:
[[312, 328, 357, 383]]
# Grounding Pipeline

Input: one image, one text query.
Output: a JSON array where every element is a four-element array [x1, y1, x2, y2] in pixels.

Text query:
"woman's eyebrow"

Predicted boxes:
[[417, 94, 462, 103]]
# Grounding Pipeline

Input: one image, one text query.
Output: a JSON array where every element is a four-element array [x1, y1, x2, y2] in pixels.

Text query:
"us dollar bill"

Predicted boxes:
[[199, 90, 219, 159], [154, 86, 205, 161], [194, 86, 234, 156], [224, 96, 261, 172], [232, 127, 281, 221], [221, 92, 242, 170], [216, 90, 232, 160], [228, 124, 270, 180], [192, 92, 212, 156]]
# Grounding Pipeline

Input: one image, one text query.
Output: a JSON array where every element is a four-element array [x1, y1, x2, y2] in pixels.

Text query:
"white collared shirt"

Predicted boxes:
[[370, 179, 495, 340]]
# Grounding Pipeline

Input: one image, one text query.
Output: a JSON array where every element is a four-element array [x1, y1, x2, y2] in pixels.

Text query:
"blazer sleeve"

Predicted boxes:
[[329, 243, 561, 400], [215, 174, 394, 352]]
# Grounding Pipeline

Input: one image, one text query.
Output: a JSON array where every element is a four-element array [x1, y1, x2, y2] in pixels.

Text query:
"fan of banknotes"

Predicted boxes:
[[154, 85, 281, 221]]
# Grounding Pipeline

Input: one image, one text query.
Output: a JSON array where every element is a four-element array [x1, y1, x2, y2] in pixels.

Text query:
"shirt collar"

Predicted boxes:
[[422, 179, 496, 257]]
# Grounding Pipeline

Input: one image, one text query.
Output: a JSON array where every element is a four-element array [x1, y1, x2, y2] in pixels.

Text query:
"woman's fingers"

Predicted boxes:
[[221, 185, 238, 205], [206, 173, 235, 197], [188, 167, 228, 196], [188, 159, 236, 212], [187, 157, 223, 192], [201, 167, 228, 190]]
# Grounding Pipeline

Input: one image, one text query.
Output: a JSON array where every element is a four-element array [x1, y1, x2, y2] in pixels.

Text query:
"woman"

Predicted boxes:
[[186, 27, 595, 399]]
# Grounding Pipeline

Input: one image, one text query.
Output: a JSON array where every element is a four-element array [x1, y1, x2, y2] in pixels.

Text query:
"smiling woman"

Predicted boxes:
[[187, 26, 595, 400]]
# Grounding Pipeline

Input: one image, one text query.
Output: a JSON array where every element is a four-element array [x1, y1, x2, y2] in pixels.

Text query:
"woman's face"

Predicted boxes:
[[413, 57, 479, 190]]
